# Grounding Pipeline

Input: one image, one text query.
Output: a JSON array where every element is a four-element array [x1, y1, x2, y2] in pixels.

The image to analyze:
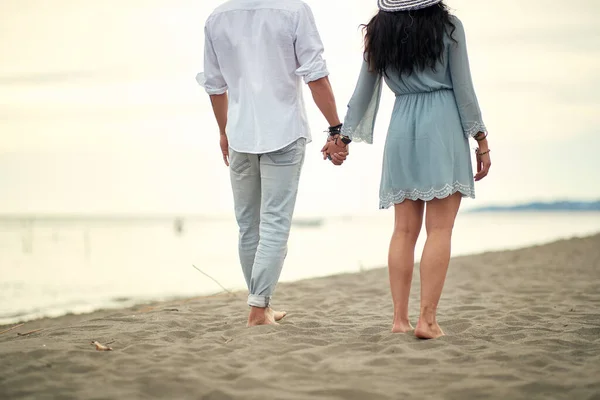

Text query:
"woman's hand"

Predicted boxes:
[[474, 137, 491, 181]]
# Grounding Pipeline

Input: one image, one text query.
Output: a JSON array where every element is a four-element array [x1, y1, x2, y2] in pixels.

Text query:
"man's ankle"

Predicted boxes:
[[248, 306, 267, 318]]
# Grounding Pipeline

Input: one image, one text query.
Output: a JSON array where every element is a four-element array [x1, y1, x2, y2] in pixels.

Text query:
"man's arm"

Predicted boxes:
[[210, 93, 228, 136], [308, 78, 347, 165], [294, 3, 340, 127], [209, 93, 230, 166], [309, 77, 348, 165], [294, 4, 346, 164], [203, 24, 228, 97], [203, 23, 230, 165], [307, 77, 341, 127], [204, 22, 228, 134]]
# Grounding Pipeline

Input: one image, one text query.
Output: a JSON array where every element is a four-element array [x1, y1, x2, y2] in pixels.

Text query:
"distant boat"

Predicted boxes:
[[292, 218, 324, 228]]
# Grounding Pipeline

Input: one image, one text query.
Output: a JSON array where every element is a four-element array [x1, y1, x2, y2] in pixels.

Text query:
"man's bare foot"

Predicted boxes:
[[247, 307, 279, 327], [414, 320, 445, 339], [269, 308, 287, 322], [391, 321, 414, 333]]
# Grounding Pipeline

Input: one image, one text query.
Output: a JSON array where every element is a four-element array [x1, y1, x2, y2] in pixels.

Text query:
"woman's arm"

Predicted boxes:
[[448, 17, 487, 139], [341, 57, 383, 144]]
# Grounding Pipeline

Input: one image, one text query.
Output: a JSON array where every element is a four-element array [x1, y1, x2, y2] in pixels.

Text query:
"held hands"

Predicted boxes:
[[321, 135, 349, 166], [221, 131, 349, 167]]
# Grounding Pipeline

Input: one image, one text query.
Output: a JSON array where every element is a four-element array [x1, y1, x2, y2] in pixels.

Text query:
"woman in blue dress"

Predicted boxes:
[[324, 0, 492, 338]]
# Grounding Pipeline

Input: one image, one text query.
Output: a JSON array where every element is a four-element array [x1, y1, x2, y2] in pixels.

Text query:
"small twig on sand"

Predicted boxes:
[[91, 341, 113, 351], [105, 340, 116, 345], [221, 335, 233, 344], [137, 305, 157, 313], [119, 344, 135, 352], [192, 265, 232, 294], [17, 328, 44, 337], [0, 323, 24, 335]]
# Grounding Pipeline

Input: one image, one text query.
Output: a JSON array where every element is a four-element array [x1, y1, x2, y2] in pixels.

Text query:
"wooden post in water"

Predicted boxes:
[[84, 226, 91, 260], [21, 219, 33, 254]]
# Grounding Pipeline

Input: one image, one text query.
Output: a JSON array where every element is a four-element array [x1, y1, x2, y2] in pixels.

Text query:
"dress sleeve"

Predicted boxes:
[[448, 17, 486, 138], [341, 57, 383, 144]]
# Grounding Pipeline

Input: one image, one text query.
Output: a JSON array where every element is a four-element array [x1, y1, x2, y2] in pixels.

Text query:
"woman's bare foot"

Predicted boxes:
[[414, 320, 444, 339], [247, 307, 279, 327], [391, 321, 414, 333]]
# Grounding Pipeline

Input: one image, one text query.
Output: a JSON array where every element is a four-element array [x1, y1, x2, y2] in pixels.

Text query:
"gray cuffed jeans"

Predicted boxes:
[[229, 138, 306, 308]]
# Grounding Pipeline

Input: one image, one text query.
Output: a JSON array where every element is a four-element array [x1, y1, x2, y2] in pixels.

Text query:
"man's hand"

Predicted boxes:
[[330, 151, 348, 166], [321, 137, 349, 166], [220, 134, 229, 166]]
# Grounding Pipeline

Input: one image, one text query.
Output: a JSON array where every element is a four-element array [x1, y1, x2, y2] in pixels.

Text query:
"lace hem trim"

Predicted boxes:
[[379, 182, 475, 209], [465, 122, 487, 138], [342, 126, 372, 144]]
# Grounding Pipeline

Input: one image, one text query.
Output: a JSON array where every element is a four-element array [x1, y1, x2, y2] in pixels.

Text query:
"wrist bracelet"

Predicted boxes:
[[474, 132, 488, 142], [339, 134, 352, 145], [328, 124, 343, 136], [476, 148, 491, 156]]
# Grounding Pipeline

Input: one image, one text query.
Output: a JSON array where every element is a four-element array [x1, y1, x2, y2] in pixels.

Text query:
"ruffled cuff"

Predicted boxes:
[[464, 122, 487, 139], [341, 124, 371, 144], [340, 75, 383, 144]]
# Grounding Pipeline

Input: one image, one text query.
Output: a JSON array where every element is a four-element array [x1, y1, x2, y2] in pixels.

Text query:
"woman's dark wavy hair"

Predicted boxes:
[[362, 2, 456, 76]]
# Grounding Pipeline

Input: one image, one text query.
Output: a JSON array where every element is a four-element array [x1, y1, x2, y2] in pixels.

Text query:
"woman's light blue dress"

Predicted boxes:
[[342, 16, 486, 209]]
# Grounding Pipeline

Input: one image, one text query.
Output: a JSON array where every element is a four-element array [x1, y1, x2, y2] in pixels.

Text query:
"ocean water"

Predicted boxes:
[[1, 212, 599, 325]]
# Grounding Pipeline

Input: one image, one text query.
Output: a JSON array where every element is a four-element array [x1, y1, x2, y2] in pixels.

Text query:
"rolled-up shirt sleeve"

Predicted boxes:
[[202, 25, 228, 95], [294, 3, 329, 84]]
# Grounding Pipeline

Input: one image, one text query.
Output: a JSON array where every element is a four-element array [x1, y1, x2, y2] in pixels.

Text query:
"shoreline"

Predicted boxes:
[[2, 232, 600, 329], [3, 213, 600, 327]]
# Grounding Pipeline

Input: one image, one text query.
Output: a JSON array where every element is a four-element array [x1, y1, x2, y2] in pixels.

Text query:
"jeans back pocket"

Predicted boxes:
[[229, 151, 252, 174], [265, 139, 305, 165]]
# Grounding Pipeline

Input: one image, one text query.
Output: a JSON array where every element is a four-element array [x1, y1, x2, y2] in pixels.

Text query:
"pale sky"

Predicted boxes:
[[0, 0, 599, 216]]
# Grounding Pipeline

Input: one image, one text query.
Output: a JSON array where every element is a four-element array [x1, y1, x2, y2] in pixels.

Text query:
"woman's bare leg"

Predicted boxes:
[[389, 200, 424, 333], [415, 193, 462, 339]]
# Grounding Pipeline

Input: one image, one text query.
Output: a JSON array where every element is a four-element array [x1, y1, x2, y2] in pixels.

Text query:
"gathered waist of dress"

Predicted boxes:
[[395, 88, 452, 97]]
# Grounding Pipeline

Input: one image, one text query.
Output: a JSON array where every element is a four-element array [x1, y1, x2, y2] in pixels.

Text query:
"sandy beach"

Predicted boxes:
[[1, 234, 599, 400]]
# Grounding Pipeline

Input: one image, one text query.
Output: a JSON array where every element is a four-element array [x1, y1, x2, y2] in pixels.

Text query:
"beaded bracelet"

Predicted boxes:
[[476, 149, 491, 156]]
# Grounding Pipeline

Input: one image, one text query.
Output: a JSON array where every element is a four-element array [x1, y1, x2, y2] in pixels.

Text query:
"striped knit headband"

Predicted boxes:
[[378, 0, 442, 12]]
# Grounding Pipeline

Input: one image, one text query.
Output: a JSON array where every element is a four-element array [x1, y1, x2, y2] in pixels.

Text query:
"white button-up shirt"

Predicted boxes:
[[198, 0, 329, 154]]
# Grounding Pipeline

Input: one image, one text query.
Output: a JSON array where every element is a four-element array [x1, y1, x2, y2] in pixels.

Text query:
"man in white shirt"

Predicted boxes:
[[200, 0, 348, 326]]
